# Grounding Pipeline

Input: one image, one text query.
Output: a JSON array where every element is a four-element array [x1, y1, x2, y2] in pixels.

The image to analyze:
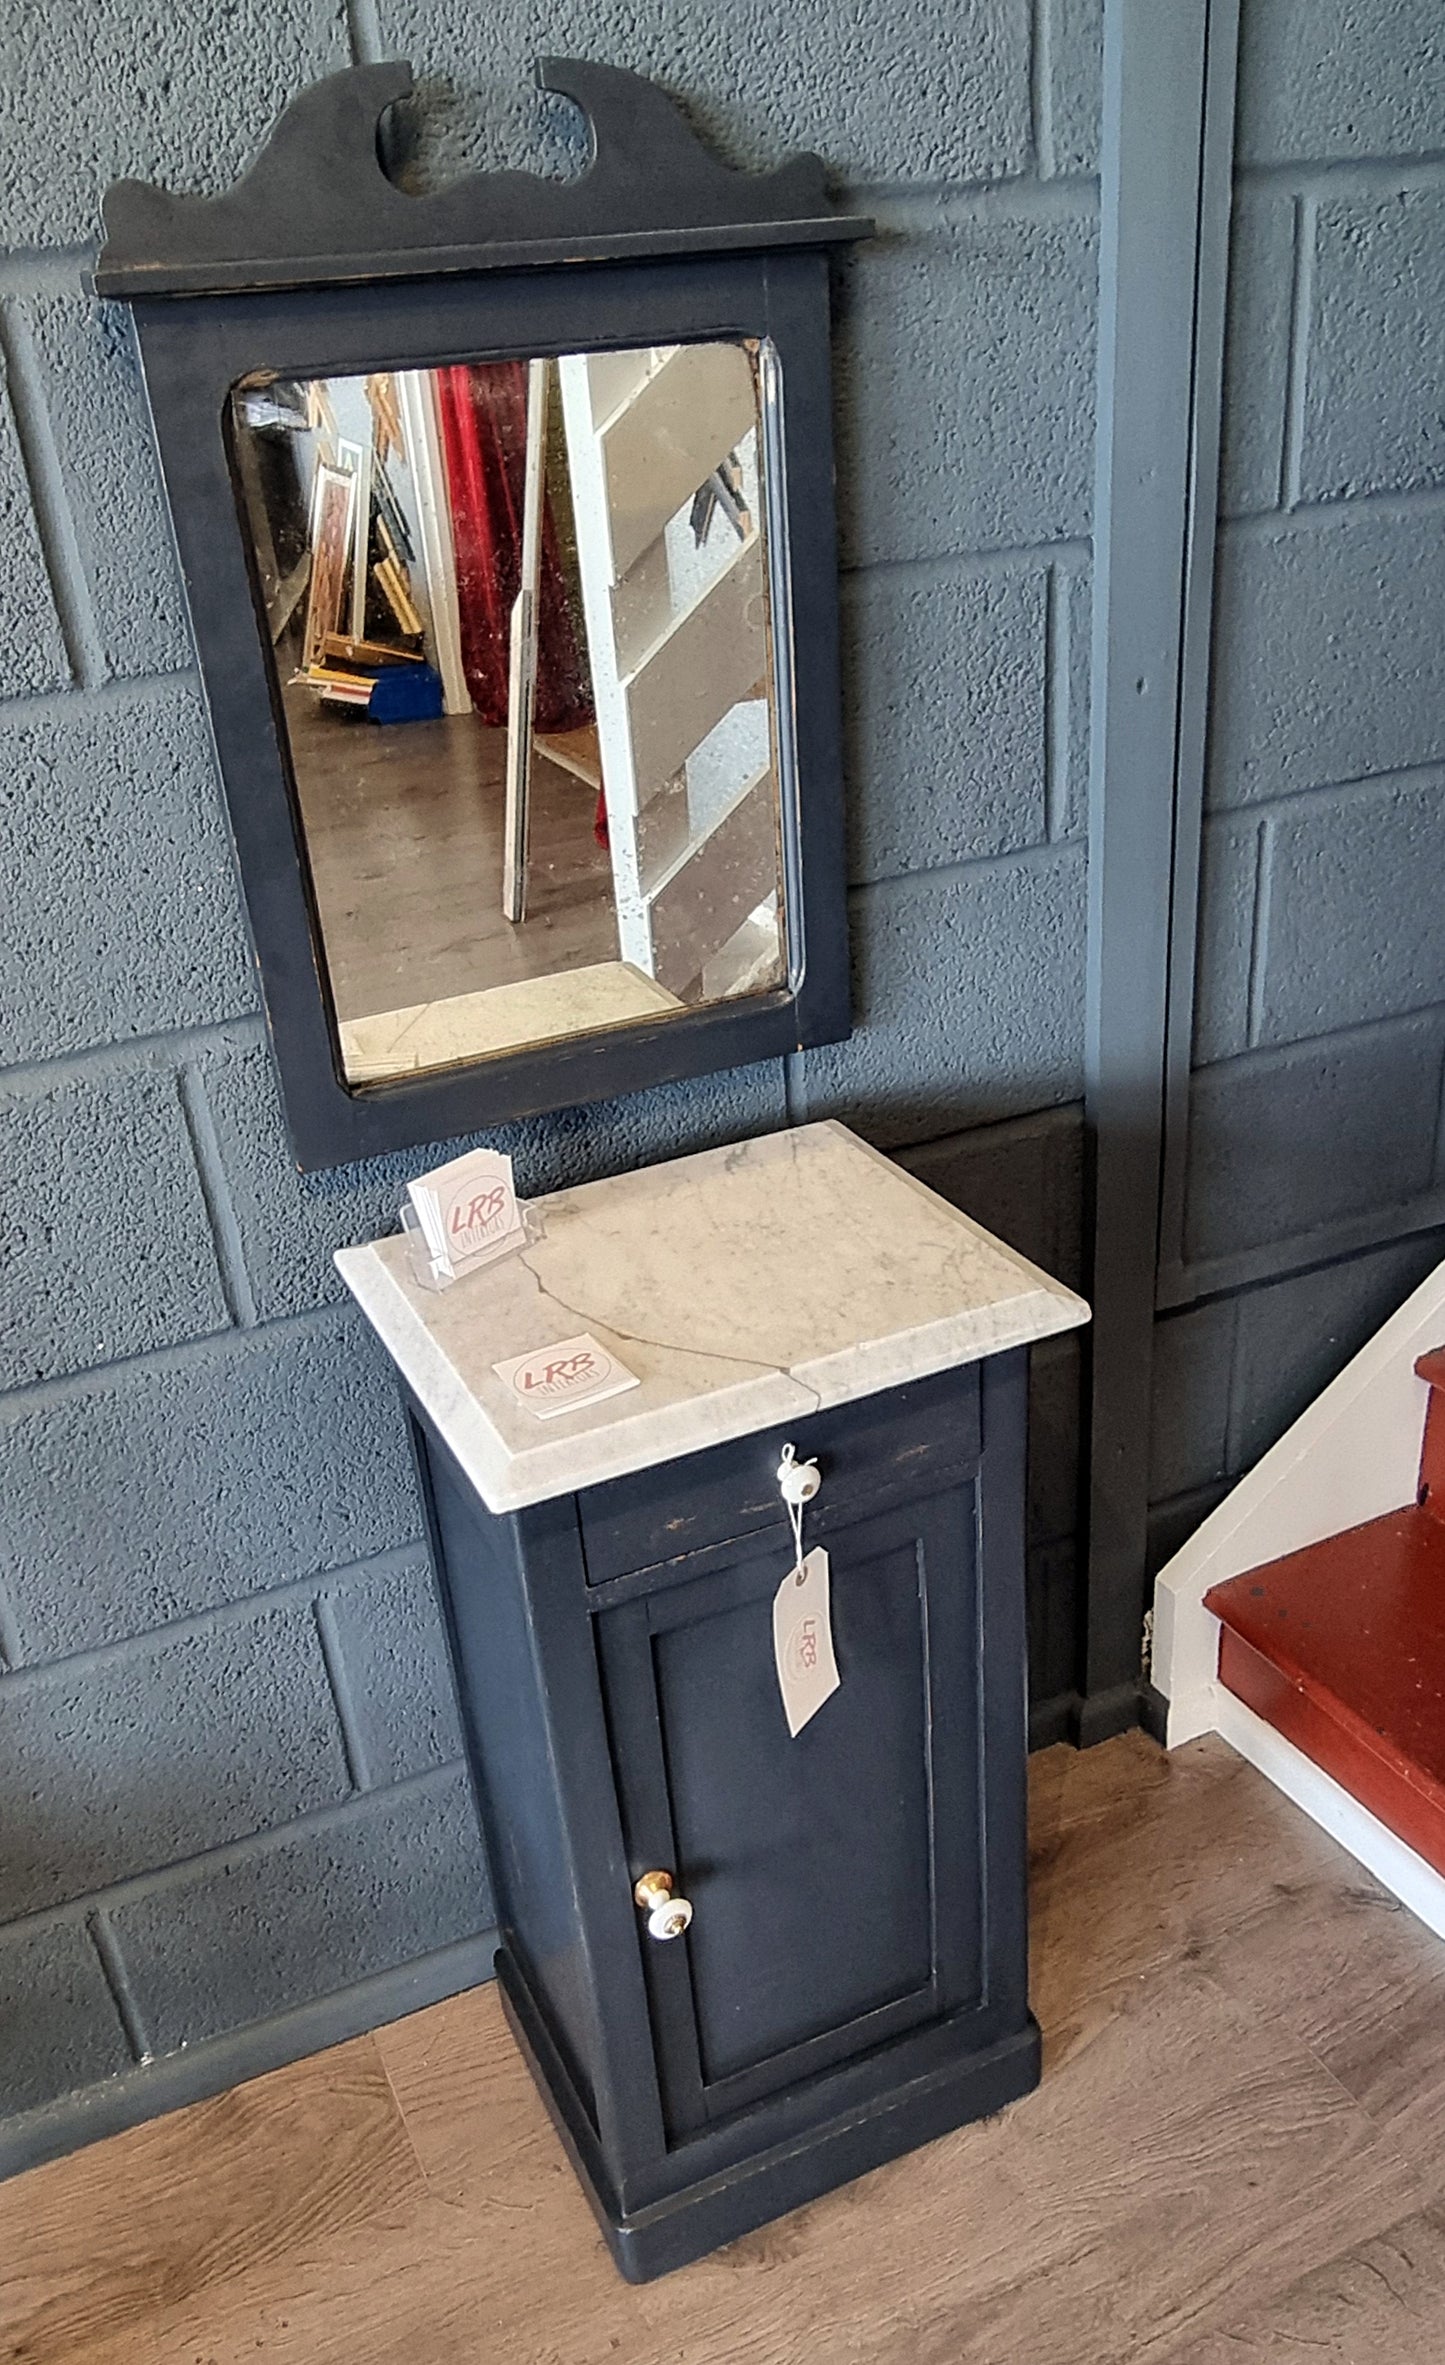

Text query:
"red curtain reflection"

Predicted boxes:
[[434, 361, 593, 733]]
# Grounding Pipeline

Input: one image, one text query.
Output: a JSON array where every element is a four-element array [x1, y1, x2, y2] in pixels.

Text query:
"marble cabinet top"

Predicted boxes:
[[334, 1120, 1089, 1513]]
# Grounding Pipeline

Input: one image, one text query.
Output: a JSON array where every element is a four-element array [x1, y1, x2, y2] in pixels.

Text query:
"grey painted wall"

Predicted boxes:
[[1148, 2, 1445, 1570], [0, 1, 1100, 2143]]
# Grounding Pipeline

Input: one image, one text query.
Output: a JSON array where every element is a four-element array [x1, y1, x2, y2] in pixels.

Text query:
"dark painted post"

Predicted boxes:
[[1079, 0, 1240, 1740]]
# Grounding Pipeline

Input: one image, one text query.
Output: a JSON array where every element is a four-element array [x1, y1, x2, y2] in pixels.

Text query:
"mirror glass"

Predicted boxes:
[[229, 341, 788, 1088]]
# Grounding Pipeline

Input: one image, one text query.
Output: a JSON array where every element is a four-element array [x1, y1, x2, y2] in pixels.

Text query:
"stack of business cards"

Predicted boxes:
[[404, 1146, 527, 1287]]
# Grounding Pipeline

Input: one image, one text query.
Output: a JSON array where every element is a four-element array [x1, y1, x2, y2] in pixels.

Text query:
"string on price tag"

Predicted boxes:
[[771, 1444, 838, 1736], [776, 1440, 818, 1571]]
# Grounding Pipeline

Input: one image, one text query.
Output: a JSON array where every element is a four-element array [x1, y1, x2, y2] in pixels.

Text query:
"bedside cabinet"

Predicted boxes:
[[337, 1121, 1088, 2279]]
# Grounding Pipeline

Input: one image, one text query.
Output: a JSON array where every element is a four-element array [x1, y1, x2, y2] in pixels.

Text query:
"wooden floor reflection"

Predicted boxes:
[[286, 693, 617, 1025]]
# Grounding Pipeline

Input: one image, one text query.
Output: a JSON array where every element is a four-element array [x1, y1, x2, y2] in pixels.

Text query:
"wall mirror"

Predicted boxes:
[[230, 339, 784, 1086], [98, 61, 869, 1168]]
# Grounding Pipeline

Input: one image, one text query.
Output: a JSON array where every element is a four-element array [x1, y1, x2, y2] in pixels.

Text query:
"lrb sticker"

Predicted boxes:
[[772, 1547, 840, 1736], [492, 1332, 640, 1420]]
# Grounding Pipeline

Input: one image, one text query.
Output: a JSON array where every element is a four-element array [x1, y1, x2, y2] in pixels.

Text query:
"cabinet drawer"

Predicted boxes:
[[577, 1362, 980, 1586]]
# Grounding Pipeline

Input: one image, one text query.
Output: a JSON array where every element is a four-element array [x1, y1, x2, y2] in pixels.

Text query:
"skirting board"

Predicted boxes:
[[1204, 1686, 1445, 1944], [1030, 1688, 1146, 1753], [0, 1928, 498, 2187]]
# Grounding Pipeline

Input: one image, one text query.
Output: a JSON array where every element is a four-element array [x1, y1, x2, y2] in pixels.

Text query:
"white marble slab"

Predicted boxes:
[[334, 1120, 1090, 1512]]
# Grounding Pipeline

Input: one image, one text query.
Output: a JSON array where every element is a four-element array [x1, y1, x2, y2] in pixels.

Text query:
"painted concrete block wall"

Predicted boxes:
[[0, 2, 1100, 2143], [1149, 0, 1445, 1567]]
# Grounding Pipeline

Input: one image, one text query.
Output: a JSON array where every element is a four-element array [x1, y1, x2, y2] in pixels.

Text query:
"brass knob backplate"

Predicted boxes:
[[633, 1868, 693, 1940]]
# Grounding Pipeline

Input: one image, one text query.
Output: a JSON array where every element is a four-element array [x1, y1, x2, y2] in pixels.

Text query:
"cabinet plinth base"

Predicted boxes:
[[497, 1951, 1042, 2283]]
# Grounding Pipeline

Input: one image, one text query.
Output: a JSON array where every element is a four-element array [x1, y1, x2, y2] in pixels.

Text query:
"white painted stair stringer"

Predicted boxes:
[[1207, 1684, 1445, 1943]]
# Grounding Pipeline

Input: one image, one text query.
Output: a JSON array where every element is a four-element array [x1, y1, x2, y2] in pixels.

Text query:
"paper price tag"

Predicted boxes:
[[772, 1547, 840, 1737], [492, 1332, 639, 1421]]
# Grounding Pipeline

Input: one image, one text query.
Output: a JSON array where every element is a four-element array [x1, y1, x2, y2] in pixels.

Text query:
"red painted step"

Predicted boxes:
[[1205, 1348, 1445, 1873]]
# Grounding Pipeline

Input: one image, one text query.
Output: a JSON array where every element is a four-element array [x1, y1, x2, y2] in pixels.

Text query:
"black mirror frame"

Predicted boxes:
[[96, 60, 871, 1171]]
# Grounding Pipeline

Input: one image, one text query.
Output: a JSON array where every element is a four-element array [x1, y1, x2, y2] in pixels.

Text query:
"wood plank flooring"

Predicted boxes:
[[7, 1731, 1445, 2363]]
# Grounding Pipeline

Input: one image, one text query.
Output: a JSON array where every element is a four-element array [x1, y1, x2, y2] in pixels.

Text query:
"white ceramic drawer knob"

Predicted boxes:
[[633, 1869, 694, 1940], [777, 1445, 821, 1505]]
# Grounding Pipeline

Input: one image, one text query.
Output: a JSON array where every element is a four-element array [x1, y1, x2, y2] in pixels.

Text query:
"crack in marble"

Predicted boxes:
[[517, 1245, 823, 1410]]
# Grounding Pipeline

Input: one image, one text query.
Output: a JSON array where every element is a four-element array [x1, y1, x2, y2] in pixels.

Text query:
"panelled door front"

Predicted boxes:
[[595, 1487, 988, 2142]]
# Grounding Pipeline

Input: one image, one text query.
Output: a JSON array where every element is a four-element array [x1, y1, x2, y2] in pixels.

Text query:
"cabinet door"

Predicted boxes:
[[596, 1487, 988, 2140]]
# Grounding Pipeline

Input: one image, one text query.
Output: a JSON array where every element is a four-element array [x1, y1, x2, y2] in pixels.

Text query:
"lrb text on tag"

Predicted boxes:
[[772, 1546, 840, 1737]]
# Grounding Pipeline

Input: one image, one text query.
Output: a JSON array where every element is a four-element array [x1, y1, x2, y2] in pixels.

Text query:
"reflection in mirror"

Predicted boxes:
[[229, 342, 787, 1088]]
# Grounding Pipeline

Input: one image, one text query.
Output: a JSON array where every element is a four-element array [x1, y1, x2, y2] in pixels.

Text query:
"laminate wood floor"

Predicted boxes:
[[7, 1731, 1445, 2364]]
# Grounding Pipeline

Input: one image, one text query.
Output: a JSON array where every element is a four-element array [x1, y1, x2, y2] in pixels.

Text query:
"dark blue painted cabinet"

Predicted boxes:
[[407, 1349, 1039, 2280]]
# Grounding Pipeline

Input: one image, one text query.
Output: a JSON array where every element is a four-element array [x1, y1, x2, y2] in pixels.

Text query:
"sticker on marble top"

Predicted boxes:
[[492, 1333, 640, 1420]]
